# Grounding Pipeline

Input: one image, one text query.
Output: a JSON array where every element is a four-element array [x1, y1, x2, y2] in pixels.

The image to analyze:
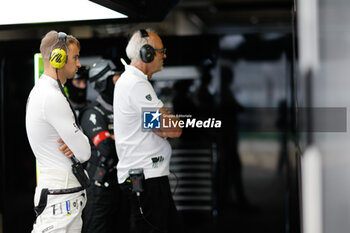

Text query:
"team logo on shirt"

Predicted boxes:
[[73, 122, 79, 133], [145, 94, 152, 101], [89, 114, 97, 125], [151, 156, 164, 168], [143, 109, 161, 129]]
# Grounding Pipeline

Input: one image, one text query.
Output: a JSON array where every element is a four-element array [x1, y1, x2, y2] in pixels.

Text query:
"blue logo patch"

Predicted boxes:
[[143, 110, 161, 129]]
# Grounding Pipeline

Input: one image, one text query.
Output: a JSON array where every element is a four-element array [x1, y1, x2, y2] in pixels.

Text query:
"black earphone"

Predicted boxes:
[[139, 29, 156, 63], [49, 32, 68, 69]]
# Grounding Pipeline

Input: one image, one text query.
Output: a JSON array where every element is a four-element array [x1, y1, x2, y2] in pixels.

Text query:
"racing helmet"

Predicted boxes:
[[65, 65, 89, 104], [74, 65, 89, 80], [89, 59, 117, 94]]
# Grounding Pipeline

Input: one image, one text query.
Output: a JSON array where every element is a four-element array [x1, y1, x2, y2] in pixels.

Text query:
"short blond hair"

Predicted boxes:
[[40, 30, 80, 64]]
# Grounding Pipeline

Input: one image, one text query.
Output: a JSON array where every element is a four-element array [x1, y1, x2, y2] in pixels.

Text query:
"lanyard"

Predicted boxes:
[[55, 69, 83, 165], [56, 69, 80, 126]]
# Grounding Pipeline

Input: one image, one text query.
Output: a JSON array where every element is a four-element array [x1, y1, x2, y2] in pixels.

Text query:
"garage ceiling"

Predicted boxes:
[[0, 0, 294, 40], [178, 0, 294, 33], [90, 0, 294, 34]]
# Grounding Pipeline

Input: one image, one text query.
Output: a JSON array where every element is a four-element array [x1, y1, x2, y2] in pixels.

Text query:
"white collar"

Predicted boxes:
[[41, 74, 54, 81], [40, 74, 63, 90], [125, 65, 148, 80], [41, 74, 57, 84]]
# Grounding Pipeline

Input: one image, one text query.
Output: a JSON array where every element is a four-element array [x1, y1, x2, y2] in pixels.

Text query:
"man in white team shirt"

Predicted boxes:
[[26, 30, 91, 233], [113, 29, 183, 233]]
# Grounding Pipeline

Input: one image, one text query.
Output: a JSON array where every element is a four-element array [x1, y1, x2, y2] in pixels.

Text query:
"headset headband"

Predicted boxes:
[[139, 29, 149, 38], [49, 31, 68, 69], [138, 29, 155, 63], [58, 32, 67, 43]]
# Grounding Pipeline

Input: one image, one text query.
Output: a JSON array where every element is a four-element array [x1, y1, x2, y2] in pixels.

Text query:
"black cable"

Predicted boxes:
[[133, 171, 180, 233], [55, 69, 85, 166], [170, 170, 179, 196], [135, 192, 167, 233], [55, 69, 79, 125]]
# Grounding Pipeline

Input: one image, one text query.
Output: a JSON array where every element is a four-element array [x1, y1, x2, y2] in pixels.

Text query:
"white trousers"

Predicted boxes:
[[31, 169, 87, 233]]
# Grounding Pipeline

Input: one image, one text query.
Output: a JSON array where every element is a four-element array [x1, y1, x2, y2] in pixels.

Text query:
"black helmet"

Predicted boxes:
[[89, 59, 117, 94], [65, 65, 89, 105], [74, 65, 89, 80]]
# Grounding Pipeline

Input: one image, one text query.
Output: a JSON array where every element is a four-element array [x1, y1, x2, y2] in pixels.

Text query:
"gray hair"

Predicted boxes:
[[126, 29, 156, 62]]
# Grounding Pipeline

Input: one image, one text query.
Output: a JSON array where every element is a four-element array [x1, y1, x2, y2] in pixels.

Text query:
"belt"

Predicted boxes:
[[47, 186, 84, 195], [34, 187, 84, 217]]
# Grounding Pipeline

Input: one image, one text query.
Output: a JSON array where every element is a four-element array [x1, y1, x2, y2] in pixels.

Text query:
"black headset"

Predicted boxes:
[[139, 29, 156, 63], [49, 32, 68, 69]]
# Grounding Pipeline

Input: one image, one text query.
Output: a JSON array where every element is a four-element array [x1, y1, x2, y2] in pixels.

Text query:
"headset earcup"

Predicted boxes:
[[50, 48, 67, 69], [140, 44, 155, 63]]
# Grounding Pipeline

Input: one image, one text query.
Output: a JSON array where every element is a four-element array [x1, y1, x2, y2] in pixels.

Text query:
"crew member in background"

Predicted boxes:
[[80, 59, 129, 233], [26, 30, 91, 233], [114, 29, 184, 233], [65, 65, 90, 117]]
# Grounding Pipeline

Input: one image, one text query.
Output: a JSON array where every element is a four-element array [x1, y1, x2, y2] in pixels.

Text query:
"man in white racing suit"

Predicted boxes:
[[26, 30, 91, 233]]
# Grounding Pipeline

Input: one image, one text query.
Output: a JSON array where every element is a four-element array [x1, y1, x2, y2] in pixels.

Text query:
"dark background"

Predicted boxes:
[[0, 0, 300, 232]]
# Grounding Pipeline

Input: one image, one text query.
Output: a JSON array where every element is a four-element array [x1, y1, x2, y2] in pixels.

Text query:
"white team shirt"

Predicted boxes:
[[114, 65, 171, 183], [26, 74, 91, 174]]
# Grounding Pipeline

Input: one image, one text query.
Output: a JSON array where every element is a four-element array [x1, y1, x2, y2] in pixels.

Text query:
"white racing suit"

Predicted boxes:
[[32, 169, 87, 233], [26, 74, 91, 233]]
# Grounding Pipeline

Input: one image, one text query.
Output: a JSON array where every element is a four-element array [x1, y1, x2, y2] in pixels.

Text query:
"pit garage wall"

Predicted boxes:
[[298, 0, 350, 232], [318, 0, 350, 231]]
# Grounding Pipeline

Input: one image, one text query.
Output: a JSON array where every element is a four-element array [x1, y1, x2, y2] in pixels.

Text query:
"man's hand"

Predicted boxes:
[[57, 138, 74, 158], [153, 129, 168, 138], [152, 107, 182, 138]]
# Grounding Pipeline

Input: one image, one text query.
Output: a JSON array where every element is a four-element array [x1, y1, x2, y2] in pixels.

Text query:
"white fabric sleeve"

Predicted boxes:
[[45, 92, 91, 163], [131, 80, 163, 113]]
